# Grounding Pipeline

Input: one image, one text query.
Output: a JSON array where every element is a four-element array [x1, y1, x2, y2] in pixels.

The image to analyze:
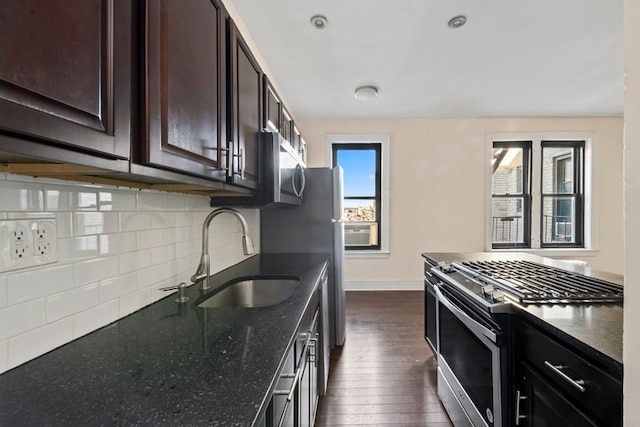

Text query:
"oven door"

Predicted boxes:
[[436, 284, 506, 427]]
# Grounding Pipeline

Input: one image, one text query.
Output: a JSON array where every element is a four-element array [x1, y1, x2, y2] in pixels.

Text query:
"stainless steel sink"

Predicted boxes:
[[198, 276, 300, 308]]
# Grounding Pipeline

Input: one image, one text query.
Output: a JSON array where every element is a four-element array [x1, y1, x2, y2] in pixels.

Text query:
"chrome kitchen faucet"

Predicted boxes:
[[191, 207, 255, 290]]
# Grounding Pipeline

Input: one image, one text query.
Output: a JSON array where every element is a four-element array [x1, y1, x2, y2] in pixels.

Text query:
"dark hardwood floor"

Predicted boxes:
[[315, 291, 453, 426]]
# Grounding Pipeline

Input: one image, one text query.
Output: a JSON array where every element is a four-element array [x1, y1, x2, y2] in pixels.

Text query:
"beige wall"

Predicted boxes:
[[624, 0, 640, 424], [300, 117, 624, 283]]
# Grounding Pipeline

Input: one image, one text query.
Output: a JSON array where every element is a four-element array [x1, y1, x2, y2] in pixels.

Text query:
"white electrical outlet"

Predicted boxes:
[[10, 225, 30, 259], [0, 219, 58, 273]]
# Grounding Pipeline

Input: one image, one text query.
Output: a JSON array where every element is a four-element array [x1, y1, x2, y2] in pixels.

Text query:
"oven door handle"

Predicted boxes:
[[435, 285, 498, 343]]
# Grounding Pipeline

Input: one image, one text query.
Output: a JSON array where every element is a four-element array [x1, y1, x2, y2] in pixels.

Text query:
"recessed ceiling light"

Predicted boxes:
[[448, 15, 467, 29], [310, 15, 328, 30], [354, 86, 378, 101]]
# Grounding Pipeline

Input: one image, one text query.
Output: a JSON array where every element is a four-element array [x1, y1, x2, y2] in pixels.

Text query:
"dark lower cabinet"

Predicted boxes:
[[266, 290, 321, 427], [515, 362, 598, 426], [142, 0, 227, 181], [514, 320, 622, 427], [0, 0, 132, 161]]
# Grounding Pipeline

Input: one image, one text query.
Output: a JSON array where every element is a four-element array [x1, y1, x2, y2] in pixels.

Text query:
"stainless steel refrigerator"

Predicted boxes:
[[260, 166, 346, 349]]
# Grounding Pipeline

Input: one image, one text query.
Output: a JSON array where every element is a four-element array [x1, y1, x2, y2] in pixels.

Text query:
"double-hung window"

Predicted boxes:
[[328, 134, 390, 256], [491, 139, 585, 249], [332, 143, 381, 250]]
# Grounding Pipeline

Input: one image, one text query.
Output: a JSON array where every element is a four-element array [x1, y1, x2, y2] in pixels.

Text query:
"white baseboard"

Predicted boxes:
[[345, 280, 423, 291]]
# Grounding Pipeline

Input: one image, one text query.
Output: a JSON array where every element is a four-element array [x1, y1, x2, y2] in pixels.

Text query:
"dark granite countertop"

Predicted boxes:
[[422, 252, 623, 373], [0, 253, 329, 426]]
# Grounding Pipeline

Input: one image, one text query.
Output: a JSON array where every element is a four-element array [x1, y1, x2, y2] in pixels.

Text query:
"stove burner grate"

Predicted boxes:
[[454, 260, 623, 304]]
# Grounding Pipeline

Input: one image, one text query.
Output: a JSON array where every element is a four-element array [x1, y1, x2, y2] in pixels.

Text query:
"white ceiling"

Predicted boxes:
[[228, 0, 623, 120]]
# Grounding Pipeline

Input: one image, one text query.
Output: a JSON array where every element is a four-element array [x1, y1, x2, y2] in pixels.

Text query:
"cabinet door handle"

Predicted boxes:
[[544, 361, 586, 392], [238, 148, 245, 180], [224, 141, 234, 178], [514, 389, 528, 425], [273, 333, 312, 401]]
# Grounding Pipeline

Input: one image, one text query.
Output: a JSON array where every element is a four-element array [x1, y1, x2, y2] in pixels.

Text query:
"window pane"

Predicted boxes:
[[336, 150, 376, 197], [492, 148, 524, 195], [542, 196, 576, 243], [492, 198, 525, 244], [343, 199, 376, 222], [542, 147, 574, 194]]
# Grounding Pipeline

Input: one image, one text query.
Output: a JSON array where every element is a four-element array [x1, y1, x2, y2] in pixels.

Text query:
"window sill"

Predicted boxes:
[[491, 248, 599, 257], [345, 250, 390, 259]]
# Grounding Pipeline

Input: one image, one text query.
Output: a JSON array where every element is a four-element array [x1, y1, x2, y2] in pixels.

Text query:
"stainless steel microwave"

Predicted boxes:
[[211, 132, 305, 207], [265, 132, 306, 206]]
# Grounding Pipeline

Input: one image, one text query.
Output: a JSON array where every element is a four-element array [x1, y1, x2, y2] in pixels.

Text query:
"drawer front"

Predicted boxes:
[[517, 321, 622, 426]]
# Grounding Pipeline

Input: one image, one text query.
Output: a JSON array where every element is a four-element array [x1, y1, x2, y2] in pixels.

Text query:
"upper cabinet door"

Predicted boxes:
[[143, 0, 227, 181], [228, 20, 263, 190], [0, 0, 132, 159], [263, 76, 282, 134], [281, 106, 293, 145]]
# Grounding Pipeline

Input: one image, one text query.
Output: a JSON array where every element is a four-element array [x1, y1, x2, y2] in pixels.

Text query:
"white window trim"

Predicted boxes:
[[485, 131, 597, 253], [326, 133, 390, 258]]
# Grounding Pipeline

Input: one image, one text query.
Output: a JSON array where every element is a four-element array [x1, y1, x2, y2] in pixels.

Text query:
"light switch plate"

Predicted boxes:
[[0, 219, 58, 273]]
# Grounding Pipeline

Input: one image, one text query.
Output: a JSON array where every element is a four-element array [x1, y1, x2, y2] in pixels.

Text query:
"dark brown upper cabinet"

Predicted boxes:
[[292, 124, 301, 153], [142, 0, 227, 182], [281, 106, 293, 145], [227, 19, 264, 191], [263, 76, 282, 134], [0, 0, 132, 162]]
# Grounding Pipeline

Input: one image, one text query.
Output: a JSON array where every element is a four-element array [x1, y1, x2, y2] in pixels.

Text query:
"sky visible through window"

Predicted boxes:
[[336, 149, 376, 197]]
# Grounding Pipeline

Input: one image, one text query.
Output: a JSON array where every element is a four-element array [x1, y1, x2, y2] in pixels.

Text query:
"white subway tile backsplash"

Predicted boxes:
[[8, 317, 74, 370], [119, 287, 152, 317], [73, 189, 98, 211], [164, 226, 188, 245], [0, 299, 46, 341], [137, 229, 165, 250], [0, 276, 7, 308], [185, 195, 211, 211], [54, 212, 73, 238], [74, 256, 119, 287], [175, 241, 194, 259], [136, 264, 165, 290], [137, 192, 165, 211], [44, 185, 74, 211], [120, 212, 152, 232], [175, 212, 197, 227], [7, 265, 74, 305], [58, 235, 100, 261], [164, 194, 186, 211], [99, 273, 137, 302], [0, 180, 44, 211], [0, 175, 260, 373], [46, 283, 100, 322], [150, 212, 176, 229], [150, 244, 176, 266], [118, 249, 151, 275], [0, 340, 7, 373], [99, 232, 137, 255], [73, 300, 120, 339], [75, 212, 119, 236], [98, 190, 136, 212]]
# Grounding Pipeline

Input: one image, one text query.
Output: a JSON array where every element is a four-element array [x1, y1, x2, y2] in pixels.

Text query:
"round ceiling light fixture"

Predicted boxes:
[[310, 15, 328, 29], [447, 15, 467, 29], [354, 86, 378, 101]]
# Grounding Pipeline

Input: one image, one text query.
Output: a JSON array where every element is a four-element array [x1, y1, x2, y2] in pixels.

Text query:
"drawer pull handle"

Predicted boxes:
[[544, 361, 586, 392]]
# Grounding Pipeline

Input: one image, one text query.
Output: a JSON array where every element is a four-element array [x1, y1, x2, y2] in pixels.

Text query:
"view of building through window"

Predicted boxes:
[[491, 140, 583, 248]]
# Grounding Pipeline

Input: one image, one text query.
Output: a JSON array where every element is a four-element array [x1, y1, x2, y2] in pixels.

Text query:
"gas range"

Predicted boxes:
[[432, 259, 623, 311]]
